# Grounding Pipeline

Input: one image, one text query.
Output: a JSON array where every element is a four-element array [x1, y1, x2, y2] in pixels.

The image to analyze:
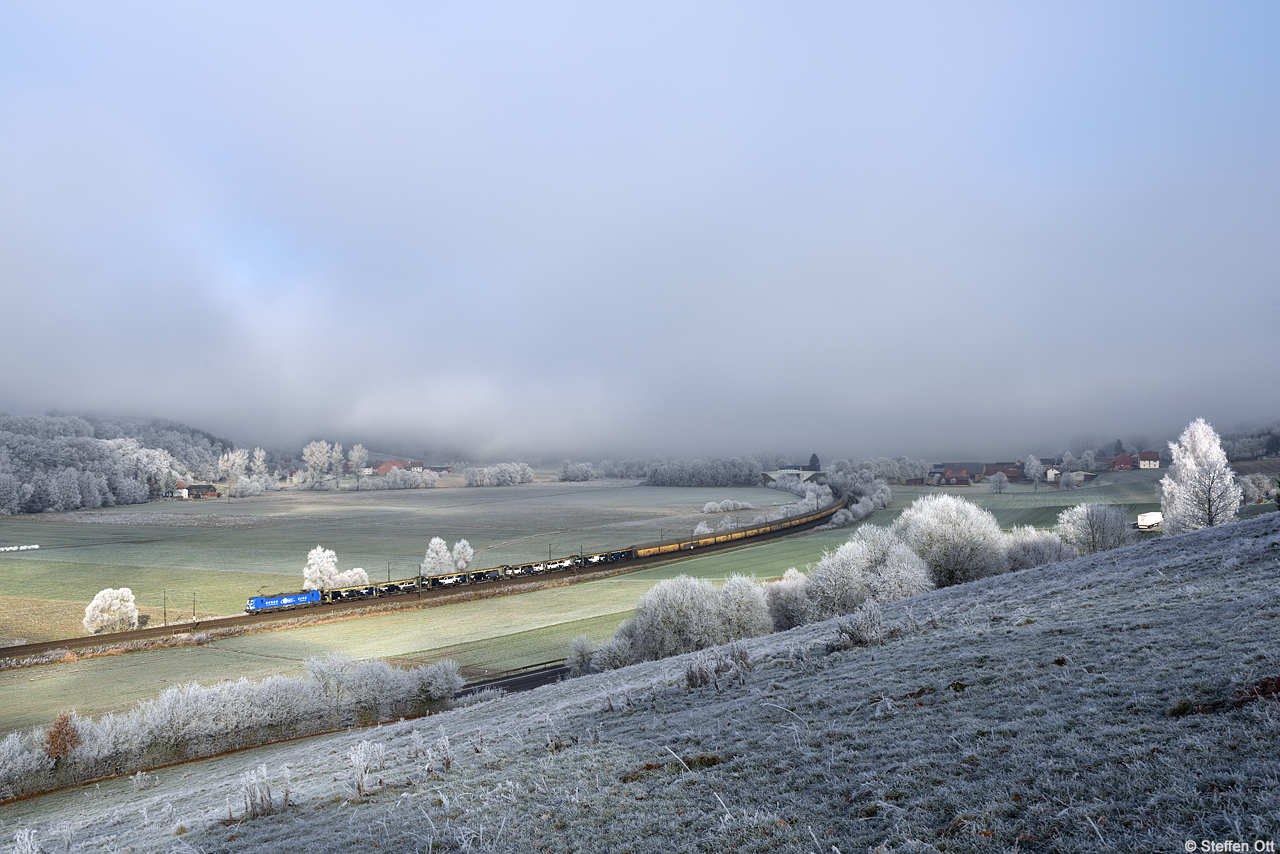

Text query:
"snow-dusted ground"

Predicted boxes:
[[3, 514, 1278, 853]]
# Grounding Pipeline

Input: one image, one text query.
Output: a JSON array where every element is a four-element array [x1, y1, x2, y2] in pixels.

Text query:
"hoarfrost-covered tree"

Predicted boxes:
[[893, 494, 1008, 587], [300, 546, 369, 590], [301, 441, 332, 487], [420, 537, 454, 576], [989, 471, 1009, 493], [302, 546, 338, 591], [1056, 503, 1133, 555], [218, 448, 249, 483], [1024, 455, 1044, 491], [250, 447, 269, 479], [558, 460, 594, 482], [1160, 418, 1242, 535], [451, 539, 474, 572], [347, 444, 369, 486], [329, 443, 345, 478], [83, 587, 139, 633]]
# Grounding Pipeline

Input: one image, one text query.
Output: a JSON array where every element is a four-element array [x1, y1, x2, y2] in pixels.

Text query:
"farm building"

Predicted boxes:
[[983, 463, 1023, 482], [1139, 451, 1160, 468], [1110, 453, 1137, 471], [375, 459, 425, 475], [188, 484, 219, 499]]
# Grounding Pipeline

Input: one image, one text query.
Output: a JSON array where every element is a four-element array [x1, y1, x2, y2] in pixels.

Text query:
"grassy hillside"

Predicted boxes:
[[4, 512, 1277, 852]]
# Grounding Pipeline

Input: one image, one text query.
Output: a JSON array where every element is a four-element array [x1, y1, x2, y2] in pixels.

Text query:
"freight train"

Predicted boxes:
[[245, 496, 847, 614]]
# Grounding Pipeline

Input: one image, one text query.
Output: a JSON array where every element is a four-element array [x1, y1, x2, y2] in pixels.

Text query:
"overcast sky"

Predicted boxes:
[[2, 2, 1277, 462]]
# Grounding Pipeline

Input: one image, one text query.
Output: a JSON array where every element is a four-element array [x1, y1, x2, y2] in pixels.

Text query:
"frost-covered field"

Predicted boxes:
[[0, 483, 789, 642], [4, 514, 1278, 853]]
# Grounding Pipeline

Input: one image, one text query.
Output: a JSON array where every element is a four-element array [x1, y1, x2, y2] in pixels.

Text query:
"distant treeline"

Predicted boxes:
[[0, 414, 232, 515]]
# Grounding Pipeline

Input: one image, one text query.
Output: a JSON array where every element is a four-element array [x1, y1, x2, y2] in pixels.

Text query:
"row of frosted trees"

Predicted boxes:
[[0, 656, 464, 801]]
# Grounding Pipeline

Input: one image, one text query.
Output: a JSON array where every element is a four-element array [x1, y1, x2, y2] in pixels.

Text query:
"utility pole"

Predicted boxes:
[[162, 589, 167, 627]]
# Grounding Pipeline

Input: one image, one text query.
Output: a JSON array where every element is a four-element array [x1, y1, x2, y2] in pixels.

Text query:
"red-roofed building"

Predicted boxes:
[[1110, 454, 1136, 471], [1138, 451, 1160, 469]]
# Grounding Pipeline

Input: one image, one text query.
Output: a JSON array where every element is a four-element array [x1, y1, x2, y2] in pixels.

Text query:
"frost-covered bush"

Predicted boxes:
[[366, 467, 440, 490], [893, 494, 1009, 587], [595, 574, 772, 668], [567, 635, 598, 676], [716, 575, 773, 641], [803, 525, 932, 622], [463, 462, 534, 487], [630, 576, 725, 661], [1055, 504, 1133, 556], [1005, 525, 1075, 570], [83, 587, 139, 634], [837, 599, 887, 646], [590, 629, 637, 671], [693, 521, 713, 536], [703, 499, 753, 513], [349, 741, 387, 797], [762, 568, 809, 632], [0, 732, 52, 799], [558, 460, 594, 482]]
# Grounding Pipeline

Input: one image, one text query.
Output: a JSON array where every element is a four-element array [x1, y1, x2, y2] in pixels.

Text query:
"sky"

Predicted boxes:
[[1, 2, 1277, 463]]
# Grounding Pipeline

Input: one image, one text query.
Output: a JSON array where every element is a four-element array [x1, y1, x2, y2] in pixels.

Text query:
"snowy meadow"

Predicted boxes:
[[3, 513, 1277, 852]]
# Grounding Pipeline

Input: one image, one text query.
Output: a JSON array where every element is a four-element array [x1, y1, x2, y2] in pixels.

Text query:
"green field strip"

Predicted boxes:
[[395, 612, 629, 676], [0, 558, 286, 624]]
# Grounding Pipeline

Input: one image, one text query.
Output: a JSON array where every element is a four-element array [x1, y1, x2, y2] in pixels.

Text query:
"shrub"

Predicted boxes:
[[44, 712, 82, 762], [762, 568, 808, 632], [804, 525, 932, 622], [590, 632, 637, 671], [567, 635, 598, 676], [1005, 525, 1074, 570], [892, 494, 1009, 587], [630, 576, 725, 661], [716, 575, 773, 641]]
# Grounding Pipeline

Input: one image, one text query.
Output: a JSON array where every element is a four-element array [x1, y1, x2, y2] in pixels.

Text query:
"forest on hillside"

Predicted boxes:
[[0, 414, 233, 515]]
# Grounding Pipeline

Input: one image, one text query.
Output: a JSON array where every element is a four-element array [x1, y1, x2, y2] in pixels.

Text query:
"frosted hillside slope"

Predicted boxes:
[[4, 514, 1279, 852]]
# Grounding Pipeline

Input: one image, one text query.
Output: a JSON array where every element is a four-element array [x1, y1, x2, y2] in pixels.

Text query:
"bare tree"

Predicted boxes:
[[988, 471, 1009, 493], [1056, 504, 1133, 555]]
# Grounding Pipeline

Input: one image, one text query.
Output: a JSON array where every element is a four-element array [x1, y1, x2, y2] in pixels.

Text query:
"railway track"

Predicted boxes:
[[2, 501, 840, 663]]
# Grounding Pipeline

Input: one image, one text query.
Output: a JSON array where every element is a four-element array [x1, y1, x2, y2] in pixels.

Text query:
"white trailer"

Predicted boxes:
[[1137, 512, 1163, 530]]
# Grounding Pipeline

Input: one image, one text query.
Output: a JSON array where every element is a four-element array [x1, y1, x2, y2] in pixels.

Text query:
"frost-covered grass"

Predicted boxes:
[[4, 513, 1277, 852]]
